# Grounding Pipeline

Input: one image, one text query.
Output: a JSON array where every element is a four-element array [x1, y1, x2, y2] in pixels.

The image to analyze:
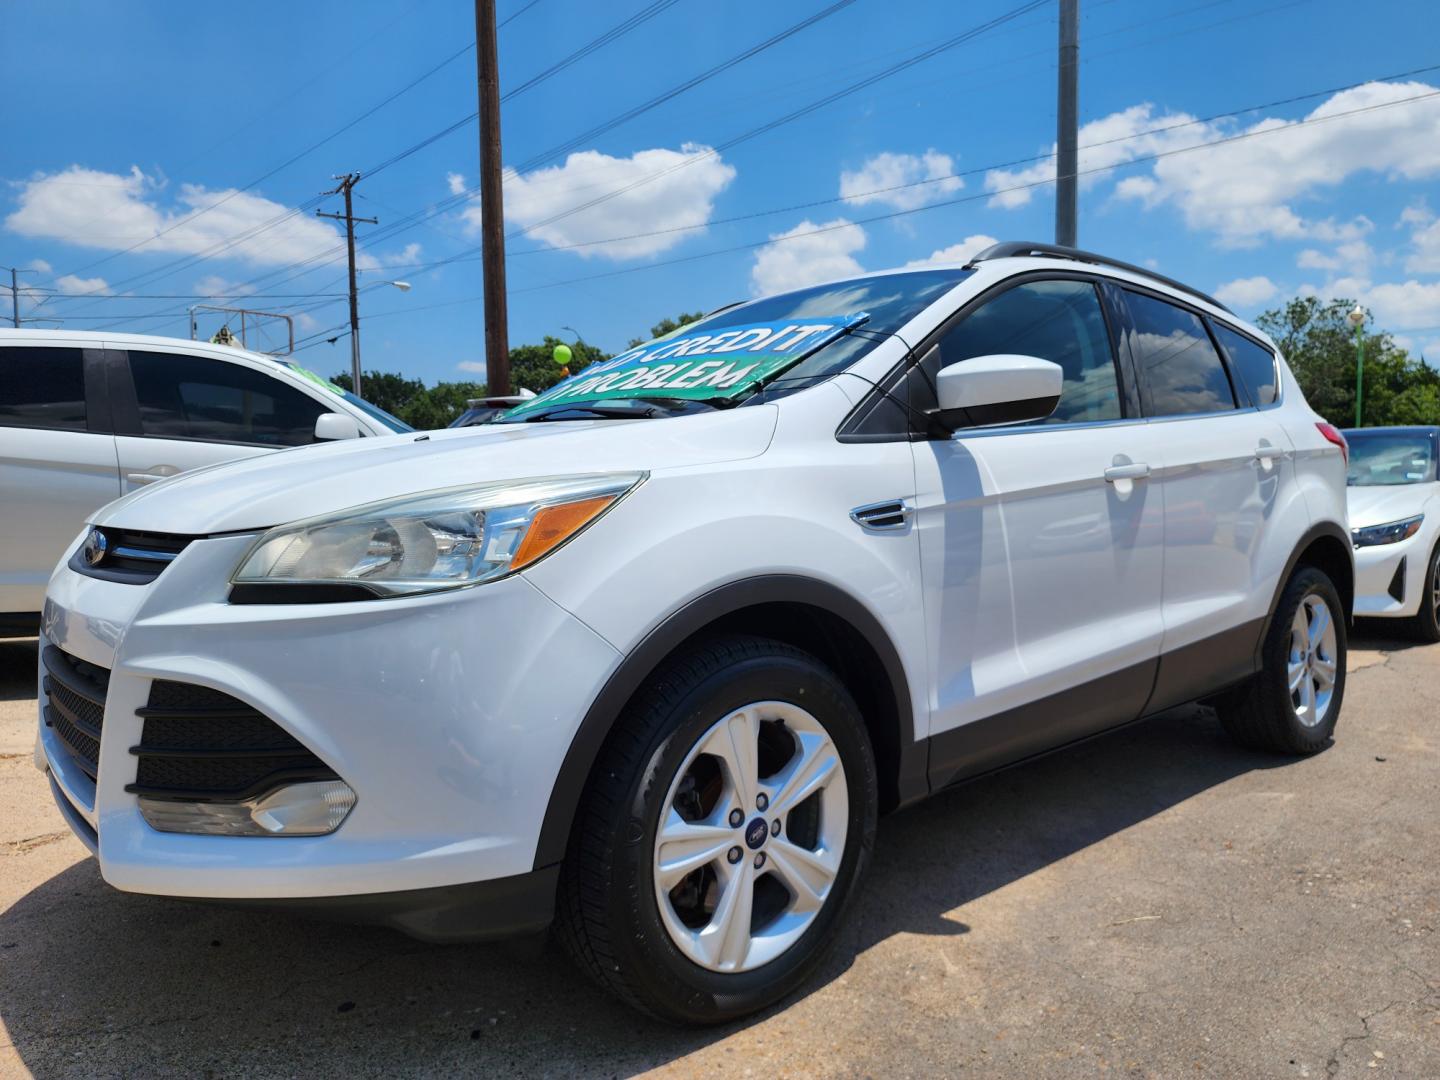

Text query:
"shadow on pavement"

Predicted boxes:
[[0, 638, 37, 703], [1, 677, 1301, 1075]]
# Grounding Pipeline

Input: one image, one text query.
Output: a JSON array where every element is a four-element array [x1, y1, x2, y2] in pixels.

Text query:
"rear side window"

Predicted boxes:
[[937, 278, 1122, 423], [127, 351, 327, 446], [1212, 323, 1279, 406], [0, 346, 87, 431], [1123, 291, 1236, 416]]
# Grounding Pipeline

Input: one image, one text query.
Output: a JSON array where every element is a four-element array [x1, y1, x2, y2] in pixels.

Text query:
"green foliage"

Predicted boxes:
[[1255, 296, 1440, 427], [507, 335, 609, 392], [330, 336, 612, 430], [628, 311, 706, 348]]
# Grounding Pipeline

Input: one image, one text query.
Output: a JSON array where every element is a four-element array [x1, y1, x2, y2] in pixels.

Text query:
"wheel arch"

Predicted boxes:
[[1258, 521, 1354, 667], [532, 575, 923, 871]]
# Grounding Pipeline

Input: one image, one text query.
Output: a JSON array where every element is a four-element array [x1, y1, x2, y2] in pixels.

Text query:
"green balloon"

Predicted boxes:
[[553, 343, 573, 366]]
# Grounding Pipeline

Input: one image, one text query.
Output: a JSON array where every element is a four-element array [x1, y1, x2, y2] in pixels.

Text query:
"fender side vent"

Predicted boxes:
[[1388, 557, 1407, 603], [850, 500, 912, 532]]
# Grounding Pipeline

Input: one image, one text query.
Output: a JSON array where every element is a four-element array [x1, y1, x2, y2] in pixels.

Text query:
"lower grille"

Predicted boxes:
[[41, 646, 109, 781], [128, 680, 337, 802]]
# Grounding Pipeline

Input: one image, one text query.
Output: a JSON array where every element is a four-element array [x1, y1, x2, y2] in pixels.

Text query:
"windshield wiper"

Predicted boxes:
[[521, 403, 663, 422]]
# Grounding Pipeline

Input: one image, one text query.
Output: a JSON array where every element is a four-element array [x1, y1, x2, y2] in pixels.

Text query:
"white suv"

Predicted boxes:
[[33, 243, 1352, 1023], [0, 329, 410, 630]]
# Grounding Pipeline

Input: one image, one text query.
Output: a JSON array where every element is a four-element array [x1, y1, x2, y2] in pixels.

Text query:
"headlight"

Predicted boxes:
[[231, 472, 643, 599], [1351, 514, 1423, 548]]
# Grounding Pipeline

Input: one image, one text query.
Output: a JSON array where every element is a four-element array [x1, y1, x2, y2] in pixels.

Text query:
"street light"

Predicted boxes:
[[350, 280, 413, 397], [1347, 304, 1366, 428]]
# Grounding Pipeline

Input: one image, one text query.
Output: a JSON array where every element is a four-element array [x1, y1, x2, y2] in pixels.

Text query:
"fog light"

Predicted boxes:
[[138, 780, 357, 836]]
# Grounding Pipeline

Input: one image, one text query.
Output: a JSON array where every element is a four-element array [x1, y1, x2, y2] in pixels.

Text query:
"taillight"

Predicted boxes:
[[1316, 422, 1349, 465]]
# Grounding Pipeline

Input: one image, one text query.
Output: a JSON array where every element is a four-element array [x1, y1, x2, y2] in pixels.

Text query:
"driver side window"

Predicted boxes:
[[937, 279, 1122, 424]]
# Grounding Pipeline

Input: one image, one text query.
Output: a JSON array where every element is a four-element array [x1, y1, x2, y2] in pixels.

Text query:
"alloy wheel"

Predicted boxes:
[[1288, 593, 1338, 727], [652, 700, 849, 974]]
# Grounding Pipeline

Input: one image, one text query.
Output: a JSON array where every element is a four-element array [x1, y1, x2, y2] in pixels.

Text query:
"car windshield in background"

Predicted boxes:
[[276, 361, 413, 433], [499, 269, 971, 422], [1344, 431, 1436, 485]]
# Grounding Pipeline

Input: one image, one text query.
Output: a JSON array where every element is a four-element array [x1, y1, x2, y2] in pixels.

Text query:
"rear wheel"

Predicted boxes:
[[1218, 566, 1346, 754], [1404, 541, 1440, 643], [555, 635, 877, 1024]]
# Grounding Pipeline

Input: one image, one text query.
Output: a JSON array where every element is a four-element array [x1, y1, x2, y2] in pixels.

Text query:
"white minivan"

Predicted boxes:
[[0, 329, 410, 629], [34, 243, 1353, 1023]]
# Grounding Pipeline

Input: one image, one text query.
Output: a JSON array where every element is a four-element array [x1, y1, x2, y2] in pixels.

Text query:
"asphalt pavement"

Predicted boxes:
[[1, 629, 1436, 1078]]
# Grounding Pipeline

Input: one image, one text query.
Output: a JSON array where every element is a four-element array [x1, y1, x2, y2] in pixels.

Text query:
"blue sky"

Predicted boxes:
[[4, 0, 1440, 385]]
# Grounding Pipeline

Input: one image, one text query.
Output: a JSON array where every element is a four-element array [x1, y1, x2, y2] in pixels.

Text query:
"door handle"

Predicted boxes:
[[1254, 445, 1286, 462], [1104, 462, 1151, 482], [126, 465, 181, 486]]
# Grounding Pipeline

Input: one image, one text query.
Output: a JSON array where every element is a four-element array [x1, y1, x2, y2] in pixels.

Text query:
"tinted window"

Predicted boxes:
[[938, 279, 1122, 423], [0, 347, 88, 431], [1343, 431, 1437, 486], [1212, 322, 1278, 406], [1124, 291, 1235, 416], [128, 351, 327, 446]]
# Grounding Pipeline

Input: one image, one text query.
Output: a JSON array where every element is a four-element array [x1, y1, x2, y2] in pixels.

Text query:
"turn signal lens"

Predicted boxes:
[[512, 494, 619, 570]]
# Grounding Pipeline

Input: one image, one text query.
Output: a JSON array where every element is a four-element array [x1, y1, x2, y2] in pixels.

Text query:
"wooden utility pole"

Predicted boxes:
[[1055, 0, 1079, 247], [317, 174, 378, 397], [475, 0, 511, 394]]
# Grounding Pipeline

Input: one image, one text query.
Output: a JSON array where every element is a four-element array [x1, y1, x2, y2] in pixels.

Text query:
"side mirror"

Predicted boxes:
[[314, 412, 362, 441], [931, 353, 1063, 432]]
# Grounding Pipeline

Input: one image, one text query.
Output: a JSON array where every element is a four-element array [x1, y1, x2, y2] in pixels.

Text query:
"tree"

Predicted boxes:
[[331, 371, 424, 416], [506, 335, 609, 392], [1254, 296, 1438, 427], [628, 311, 706, 348]]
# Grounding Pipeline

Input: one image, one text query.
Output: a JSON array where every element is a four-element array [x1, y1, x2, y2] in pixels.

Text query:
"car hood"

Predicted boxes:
[[1345, 484, 1436, 529], [93, 406, 778, 534]]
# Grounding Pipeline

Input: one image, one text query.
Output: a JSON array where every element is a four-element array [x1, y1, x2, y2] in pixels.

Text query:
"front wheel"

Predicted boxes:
[[555, 635, 877, 1024], [1405, 541, 1440, 643], [1218, 566, 1346, 754]]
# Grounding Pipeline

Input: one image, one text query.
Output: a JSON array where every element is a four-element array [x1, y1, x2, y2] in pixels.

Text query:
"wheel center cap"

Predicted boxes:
[[744, 817, 768, 850]]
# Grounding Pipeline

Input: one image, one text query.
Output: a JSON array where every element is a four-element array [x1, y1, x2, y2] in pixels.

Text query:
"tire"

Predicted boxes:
[[554, 634, 878, 1024], [1218, 566, 1346, 755], [1404, 541, 1440, 643]]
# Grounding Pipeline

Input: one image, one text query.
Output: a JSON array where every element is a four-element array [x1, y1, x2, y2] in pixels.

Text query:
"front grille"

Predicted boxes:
[[127, 680, 337, 802], [41, 646, 110, 782], [70, 527, 196, 585]]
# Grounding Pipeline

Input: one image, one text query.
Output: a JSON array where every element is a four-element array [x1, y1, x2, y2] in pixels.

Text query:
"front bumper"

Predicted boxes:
[[1353, 530, 1430, 618], [35, 530, 620, 936]]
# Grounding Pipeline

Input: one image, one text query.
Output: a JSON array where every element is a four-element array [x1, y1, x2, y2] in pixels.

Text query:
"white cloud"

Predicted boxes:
[[839, 150, 961, 212], [192, 274, 255, 298], [53, 274, 109, 295], [1360, 279, 1440, 330], [749, 218, 866, 296], [985, 104, 1211, 210], [446, 172, 467, 196], [1119, 81, 1440, 246], [5, 165, 371, 268], [470, 143, 736, 260], [1403, 204, 1440, 273], [1297, 248, 1341, 270], [903, 234, 998, 269], [986, 81, 1440, 248], [456, 360, 486, 374], [1213, 275, 1278, 308], [28, 259, 52, 274]]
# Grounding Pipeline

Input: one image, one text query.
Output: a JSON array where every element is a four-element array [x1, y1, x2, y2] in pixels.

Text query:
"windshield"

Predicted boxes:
[[499, 269, 971, 422], [277, 361, 413, 433], [1343, 431, 1437, 486]]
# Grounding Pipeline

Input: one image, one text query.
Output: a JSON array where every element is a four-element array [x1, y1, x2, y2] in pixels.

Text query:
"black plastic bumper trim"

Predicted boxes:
[[159, 864, 561, 944]]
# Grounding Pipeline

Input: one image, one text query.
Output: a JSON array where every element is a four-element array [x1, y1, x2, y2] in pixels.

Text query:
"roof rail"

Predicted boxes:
[[967, 240, 1232, 314]]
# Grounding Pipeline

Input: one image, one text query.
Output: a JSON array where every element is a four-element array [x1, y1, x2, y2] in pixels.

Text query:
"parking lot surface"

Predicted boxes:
[[1, 631, 1436, 1079]]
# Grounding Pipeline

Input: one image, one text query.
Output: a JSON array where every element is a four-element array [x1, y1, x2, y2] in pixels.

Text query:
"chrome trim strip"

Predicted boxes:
[[110, 545, 180, 563]]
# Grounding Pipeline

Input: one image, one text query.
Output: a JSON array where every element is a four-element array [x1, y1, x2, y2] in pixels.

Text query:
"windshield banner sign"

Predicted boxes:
[[506, 314, 869, 418]]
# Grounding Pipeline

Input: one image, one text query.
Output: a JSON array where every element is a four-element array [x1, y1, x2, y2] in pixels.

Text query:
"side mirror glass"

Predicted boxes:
[[932, 353, 1063, 432], [314, 412, 362, 441]]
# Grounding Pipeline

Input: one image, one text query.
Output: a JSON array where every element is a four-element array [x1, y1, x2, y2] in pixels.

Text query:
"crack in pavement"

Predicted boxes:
[[1, 831, 69, 856], [1325, 1000, 1405, 1078]]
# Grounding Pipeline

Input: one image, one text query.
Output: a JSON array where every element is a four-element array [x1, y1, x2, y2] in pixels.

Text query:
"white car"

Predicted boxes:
[[0, 328, 410, 632], [1342, 425, 1440, 639], [34, 242, 1352, 1023]]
